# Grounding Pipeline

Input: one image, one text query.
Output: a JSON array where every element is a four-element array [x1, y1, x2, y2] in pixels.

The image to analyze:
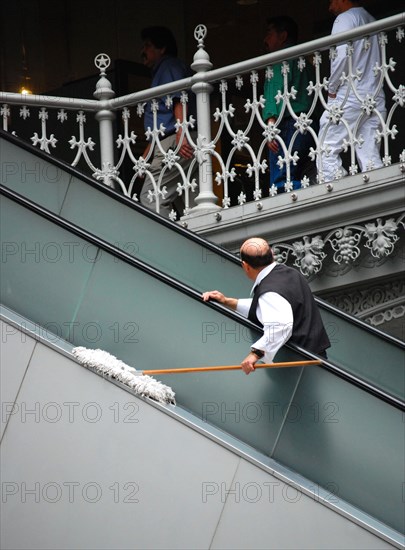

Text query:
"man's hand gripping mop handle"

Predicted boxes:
[[142, 360, 321, 375]]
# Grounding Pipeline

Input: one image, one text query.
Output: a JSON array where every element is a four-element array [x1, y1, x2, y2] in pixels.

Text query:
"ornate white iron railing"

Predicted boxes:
[[1, 14, 404, 222]]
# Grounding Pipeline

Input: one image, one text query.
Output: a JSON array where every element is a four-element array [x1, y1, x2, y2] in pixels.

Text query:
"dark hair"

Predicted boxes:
[[266, 16, 298, 45], [141, 26, 178, 57], [241, 245, 274, 268]]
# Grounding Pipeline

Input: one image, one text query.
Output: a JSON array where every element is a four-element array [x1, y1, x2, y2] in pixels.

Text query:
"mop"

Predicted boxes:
[[72, 347, 176, 405], [72, 347, 321, 406]]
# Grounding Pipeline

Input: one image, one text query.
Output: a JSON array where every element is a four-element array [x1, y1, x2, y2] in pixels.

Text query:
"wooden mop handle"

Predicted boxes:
[[143, 360, 321, 375]]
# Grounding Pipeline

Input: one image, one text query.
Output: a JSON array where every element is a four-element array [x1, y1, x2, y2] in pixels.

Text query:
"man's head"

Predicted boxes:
[[328, 0, 361, 16], [264, 16, 298, 53], [240, 237, 274, 279], [140, 26, 178, 68]]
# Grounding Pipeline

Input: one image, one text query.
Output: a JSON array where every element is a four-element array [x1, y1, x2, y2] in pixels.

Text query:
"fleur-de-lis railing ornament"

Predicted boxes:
[[57, 109, 68, 123], [19, 105, 30, 120], [1, 104, 10, 131], [31, 108, 57, 153], [69, 111, 96, 168]]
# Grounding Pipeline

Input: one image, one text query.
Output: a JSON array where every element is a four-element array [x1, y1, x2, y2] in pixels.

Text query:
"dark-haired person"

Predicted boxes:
[[139, 26, 196, 218], [262, 16, 316, 193], [202, 237, 330, 374]]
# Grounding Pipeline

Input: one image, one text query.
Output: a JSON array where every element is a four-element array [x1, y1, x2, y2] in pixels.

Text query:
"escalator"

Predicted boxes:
[[1, 182, 404, 544], [1, 314, 399, 550], [1, 130, 403, 402]]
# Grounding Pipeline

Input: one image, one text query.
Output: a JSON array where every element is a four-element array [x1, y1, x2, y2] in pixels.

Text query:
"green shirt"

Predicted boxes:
[[262, 58, 314, 121]]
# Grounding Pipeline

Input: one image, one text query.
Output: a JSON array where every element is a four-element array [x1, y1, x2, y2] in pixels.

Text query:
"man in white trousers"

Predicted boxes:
[[318, 0, 386, 182]]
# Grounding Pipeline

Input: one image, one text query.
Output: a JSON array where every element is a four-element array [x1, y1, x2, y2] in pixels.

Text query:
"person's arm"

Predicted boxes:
[[262, 63, 283, 121], [263, 62, 287, 153], [173, 100, 194, 159], [235, 298, 252, 317], [202, 290, 238, 310], [141, 142, 152, 159], [240, 292, 293, 374], [328, 13, 352, 97], [202, 291, 259, 374], [266, 116, 279, 153]]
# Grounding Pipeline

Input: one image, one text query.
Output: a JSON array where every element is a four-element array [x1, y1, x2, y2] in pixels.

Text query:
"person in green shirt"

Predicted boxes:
[[263, 16, 316, 192]]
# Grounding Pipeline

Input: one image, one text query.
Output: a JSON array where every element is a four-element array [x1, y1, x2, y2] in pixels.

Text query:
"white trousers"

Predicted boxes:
[[317, 96, 386, 182]]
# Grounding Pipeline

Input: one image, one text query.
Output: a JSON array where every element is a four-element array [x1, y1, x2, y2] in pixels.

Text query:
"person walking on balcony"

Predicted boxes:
[[317, 0, 386, 182], [202, 237, 330, 374], [139, 26, 197, 218], [262, 16, 316, 193]]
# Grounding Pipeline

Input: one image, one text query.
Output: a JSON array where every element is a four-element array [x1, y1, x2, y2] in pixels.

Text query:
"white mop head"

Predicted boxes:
[[72, 347, 176, 405]]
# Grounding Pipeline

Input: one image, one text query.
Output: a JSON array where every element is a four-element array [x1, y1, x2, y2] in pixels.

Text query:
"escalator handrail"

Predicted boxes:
[[312, 295, 405, 349], [2, 130, 403, 350], [0, 130, 238, 262], [1, 184, 404, 411]]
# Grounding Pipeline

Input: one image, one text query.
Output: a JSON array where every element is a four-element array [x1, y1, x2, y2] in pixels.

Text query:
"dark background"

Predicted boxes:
[[1, 0, 401, 94]]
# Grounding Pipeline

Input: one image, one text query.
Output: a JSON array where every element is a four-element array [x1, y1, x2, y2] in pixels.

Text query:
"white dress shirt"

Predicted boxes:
[[236, 263, 293, 363]]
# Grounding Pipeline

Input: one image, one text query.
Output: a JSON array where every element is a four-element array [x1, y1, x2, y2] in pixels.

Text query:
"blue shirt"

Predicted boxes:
[[144, 55, 191, 134]]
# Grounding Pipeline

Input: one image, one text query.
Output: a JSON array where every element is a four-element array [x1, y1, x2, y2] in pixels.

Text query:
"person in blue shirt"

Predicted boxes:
[[139, 26, 197, 218]]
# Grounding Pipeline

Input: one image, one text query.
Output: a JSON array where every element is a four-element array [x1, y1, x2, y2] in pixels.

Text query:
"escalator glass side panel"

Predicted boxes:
[[61, 177, 250, 295], [0, 138, 71, 214], [0, 197, 97, 340], [320, 308, 404, 401], [1, 193, 404, 535], [1, 134, 404, 402], [273, 365, 404, 534]]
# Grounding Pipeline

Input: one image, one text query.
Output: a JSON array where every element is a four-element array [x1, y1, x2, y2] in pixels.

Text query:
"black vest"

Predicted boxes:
[[248, 263, 330, 354]]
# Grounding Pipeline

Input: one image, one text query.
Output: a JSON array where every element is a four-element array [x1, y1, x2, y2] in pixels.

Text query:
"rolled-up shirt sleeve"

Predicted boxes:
[[236, 298, 252, 318], [237, 293, 293, 363]]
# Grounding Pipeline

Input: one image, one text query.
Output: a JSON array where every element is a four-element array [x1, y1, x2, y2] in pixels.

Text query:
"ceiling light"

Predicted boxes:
[[19, 86, 32, 95]]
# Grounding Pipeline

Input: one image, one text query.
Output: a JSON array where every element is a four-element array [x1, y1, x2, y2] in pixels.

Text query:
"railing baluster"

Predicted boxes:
[[93, 54, 117, 190], [189, 24, 221, 214]]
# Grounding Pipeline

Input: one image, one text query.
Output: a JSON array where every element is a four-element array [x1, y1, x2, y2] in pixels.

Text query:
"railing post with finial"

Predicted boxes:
[[93, 53, 116, 189], [190, 25, 220, 213]]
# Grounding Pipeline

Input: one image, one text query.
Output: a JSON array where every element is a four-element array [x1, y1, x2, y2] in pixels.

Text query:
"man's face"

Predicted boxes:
[[141, 40, 165, 68], [264, 25, 286, 53], [328, 0, 347, 16]]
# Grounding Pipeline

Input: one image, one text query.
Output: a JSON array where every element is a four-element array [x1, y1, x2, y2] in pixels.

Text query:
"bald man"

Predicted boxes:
[[202, 238, 330, 374]]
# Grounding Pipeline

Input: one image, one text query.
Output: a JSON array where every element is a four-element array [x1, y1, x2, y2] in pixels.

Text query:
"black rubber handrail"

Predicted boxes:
[[0, 129, 238, 262], [313, 295, 404, 348], [1, 184, 404, 411], [2, 129, 403, 351]]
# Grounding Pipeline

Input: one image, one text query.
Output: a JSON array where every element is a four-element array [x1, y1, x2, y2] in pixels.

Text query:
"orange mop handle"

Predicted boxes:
[[143, 360, 321, 375]]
